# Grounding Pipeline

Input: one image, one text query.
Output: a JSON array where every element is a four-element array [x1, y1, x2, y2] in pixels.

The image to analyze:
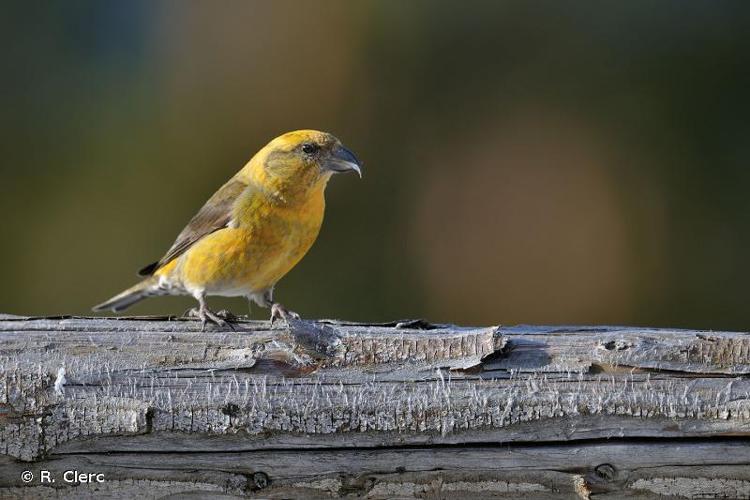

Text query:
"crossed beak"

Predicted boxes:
[[325, 145, 362, 178]]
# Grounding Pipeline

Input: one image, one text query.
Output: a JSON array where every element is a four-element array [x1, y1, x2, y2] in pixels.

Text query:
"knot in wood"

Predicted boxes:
[[252, 471, 269, 490], [594, 463, 616, 482], [600, 339, 631, 351]]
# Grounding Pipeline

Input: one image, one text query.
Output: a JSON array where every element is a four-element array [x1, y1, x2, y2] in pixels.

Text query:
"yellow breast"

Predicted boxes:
[[160, 185, 326, 296]]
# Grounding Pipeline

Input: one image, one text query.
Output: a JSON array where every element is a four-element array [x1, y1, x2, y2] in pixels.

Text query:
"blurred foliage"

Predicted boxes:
[[1, 1, 749, 329]]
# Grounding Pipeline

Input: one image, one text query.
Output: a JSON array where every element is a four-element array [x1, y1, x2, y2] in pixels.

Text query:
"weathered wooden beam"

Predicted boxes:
[[1, 314, 749, 498]]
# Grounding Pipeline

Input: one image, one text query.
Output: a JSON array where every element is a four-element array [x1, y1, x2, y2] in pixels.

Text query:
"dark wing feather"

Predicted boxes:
[[138, 178, 248, 276]]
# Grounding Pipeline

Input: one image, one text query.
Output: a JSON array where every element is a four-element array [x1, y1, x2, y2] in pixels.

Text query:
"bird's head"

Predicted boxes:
[[242, 130, 362, 200]]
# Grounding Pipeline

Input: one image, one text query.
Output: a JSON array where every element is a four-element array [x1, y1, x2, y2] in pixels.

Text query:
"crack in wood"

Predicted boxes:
[[2, 317, 750, 498]]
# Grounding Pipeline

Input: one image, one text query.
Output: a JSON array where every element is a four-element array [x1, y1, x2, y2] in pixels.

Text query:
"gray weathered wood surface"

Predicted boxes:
[[1, 314, 749, 499]]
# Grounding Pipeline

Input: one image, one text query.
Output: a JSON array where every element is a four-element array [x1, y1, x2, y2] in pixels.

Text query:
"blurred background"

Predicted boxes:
[[2, 1, 749, 329]]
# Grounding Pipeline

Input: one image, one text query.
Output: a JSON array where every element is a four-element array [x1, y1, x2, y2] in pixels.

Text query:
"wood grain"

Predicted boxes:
[[1, 314, 749, 498]]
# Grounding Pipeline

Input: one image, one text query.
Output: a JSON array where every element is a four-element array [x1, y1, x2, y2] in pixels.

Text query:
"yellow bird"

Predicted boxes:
[[93, 130, 362, 327]]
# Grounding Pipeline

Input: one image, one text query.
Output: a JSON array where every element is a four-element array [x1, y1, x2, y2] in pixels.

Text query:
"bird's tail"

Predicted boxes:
[[92, 276, 162, 312]]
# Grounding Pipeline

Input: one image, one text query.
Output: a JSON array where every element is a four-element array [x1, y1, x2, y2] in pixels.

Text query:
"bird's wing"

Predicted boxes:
[[138, 178, 248, 276]]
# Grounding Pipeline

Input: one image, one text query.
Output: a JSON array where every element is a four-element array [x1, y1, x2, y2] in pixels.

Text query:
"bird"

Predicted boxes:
[[93, 130, 362, 328]]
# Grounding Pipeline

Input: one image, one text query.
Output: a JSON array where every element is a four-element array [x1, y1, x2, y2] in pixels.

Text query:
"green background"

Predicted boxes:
[[2, 1, 749, 330]]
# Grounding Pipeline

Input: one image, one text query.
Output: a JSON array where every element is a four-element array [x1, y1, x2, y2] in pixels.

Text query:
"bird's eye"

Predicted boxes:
[[301, 143, 319, 155]]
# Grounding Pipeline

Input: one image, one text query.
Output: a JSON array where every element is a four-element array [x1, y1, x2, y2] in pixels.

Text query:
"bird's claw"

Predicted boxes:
[[270, 303, 301, 325], [215, 309, 240, 322], [184, 307, 236, 331]]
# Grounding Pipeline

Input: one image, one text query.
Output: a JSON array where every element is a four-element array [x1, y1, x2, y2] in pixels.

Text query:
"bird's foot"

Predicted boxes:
[[184, 307, 236, 331], [270, 303, 301, 325], [215, 309, 240, 322]]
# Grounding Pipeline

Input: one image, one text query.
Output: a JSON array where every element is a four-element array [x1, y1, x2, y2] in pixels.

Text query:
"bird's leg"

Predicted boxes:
[[183, 306, 233, 327], [260, 289, 300, 325], [270, 303, 301, 324], [187, 293, 234, 331]]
